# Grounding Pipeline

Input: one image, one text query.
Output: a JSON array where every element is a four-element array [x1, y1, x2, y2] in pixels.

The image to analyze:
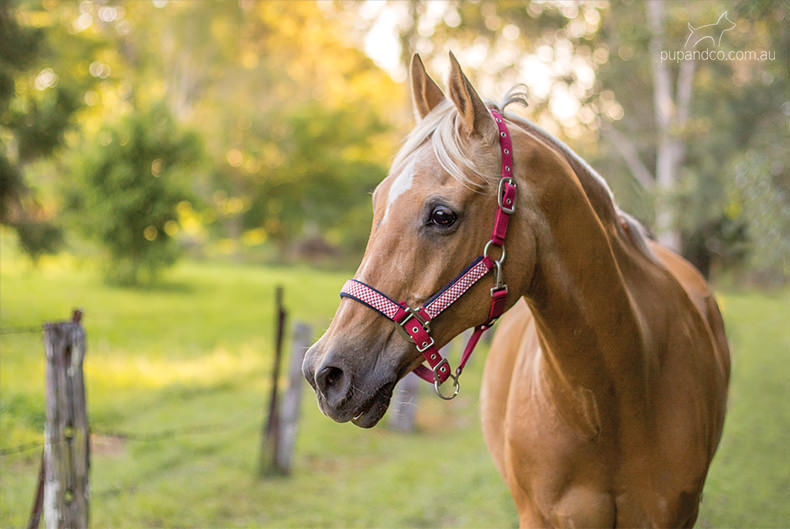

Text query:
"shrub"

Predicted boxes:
[[66, 104, 202, 284]]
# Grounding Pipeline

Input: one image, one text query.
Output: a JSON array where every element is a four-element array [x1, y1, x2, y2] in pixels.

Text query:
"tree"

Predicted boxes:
[[0, 0, 66, 259], [65, 104, 202, 284], [375, 0, 786, 278], [86, 0, 405, 256]]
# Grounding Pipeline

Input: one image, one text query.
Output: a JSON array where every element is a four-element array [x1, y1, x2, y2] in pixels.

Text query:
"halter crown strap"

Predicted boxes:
[[339, 109, 516, 399]]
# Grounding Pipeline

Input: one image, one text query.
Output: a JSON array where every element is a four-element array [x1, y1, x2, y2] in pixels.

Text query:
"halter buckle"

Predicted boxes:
[[397, 306, 431, 344], [415, 335, 436, 353], [399, 306, 430, 332], [497, 177, 517, 214]]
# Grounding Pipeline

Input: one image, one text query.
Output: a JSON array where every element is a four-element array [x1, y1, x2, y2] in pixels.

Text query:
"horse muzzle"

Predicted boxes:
[[302, 341, 397, 428]]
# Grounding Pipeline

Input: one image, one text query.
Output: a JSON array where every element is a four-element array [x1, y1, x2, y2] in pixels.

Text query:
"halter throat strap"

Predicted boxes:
[[339, 109, 516, 399]]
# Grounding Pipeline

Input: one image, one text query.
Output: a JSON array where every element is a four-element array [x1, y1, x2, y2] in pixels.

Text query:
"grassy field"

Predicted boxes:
[[1, 241, 788, 527]]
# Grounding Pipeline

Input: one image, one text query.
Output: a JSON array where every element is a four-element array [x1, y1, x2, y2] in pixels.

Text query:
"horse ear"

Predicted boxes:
[[447, 51, 497, 140], [410, 54, 445, 120]]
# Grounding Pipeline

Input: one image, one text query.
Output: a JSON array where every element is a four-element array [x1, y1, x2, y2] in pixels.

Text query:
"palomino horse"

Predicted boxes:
[[303, 53, 730, 528]]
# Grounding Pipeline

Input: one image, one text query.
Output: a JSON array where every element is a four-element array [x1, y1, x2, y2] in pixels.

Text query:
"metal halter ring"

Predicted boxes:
[[434, 372, 460, 400], [483, 240, 506, 265]]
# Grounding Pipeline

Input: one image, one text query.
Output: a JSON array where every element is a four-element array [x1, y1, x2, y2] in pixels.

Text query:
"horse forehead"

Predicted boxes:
[[386, 156, 416, 210], [378, 150, 440, 216]]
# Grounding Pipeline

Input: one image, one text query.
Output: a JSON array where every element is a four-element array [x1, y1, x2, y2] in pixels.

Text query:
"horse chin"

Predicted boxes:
[[350, 381, 395, 429]]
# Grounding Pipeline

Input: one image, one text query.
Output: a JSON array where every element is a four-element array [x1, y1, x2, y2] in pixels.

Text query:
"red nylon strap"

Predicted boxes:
[[458, 326, 487, 375], [489, 288, 508, 321], [491, 182, 516, 245], [491, 110, 514, 179], [412, 364, 434, 383], [340, 257, 496, 384], [489, 109, 516, 246], [338, 109, 516, 394], [418, 286, 506, 384]]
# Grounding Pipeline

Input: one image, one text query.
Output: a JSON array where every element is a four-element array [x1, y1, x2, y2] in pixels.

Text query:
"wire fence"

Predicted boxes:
[[0, 441, 43, 457], [2, 416, 265, 521], [0, 321, 259, 458], [90, 419, 261, 499], [1, 415, 262, 458], [2, 417, 262, 511], [3, 300, 308, 526], [0, 325, 44, 458], [0, 325, 42, 335]]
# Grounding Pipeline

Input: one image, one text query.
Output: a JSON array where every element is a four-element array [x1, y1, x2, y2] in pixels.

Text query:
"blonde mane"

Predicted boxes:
[[391, 84, 529, 190], [390, 84, 655, 259]]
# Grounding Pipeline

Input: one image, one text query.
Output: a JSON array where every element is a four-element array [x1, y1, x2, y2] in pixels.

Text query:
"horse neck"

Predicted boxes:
[[513, 133, 662, 400]]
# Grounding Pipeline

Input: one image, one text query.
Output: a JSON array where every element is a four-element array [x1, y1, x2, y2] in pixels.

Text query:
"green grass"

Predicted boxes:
[[1, 239, 788, 527]]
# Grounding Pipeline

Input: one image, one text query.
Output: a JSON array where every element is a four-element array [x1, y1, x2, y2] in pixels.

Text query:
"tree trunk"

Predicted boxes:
[[647, 1, 695, 252]]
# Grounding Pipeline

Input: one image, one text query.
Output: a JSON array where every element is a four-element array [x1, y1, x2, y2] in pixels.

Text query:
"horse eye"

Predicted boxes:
[[429, 206, 457, 227]]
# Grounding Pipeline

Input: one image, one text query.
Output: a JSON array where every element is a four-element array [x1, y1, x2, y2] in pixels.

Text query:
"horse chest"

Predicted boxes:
[[484, 331, 710, 527]]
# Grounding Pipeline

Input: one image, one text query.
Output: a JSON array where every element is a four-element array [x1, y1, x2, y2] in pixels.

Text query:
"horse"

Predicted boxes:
[[302, 52, 730, 528]]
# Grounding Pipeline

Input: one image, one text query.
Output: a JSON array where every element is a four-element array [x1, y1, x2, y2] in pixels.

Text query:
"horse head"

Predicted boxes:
[[302, 53, 535, 427]]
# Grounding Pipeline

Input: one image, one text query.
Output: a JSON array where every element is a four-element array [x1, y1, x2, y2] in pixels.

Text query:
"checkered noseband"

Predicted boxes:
[[339, 109, 517, 400]]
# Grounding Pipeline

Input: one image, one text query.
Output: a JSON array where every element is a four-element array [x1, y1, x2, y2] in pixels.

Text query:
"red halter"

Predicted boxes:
[[339, 109, 516, 399]]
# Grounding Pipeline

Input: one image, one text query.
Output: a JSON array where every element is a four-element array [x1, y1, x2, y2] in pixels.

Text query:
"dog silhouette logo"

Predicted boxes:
[[684, 11, 736, 49]]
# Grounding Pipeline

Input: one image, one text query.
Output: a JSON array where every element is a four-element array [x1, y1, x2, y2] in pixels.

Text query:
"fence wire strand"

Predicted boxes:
[[0, 441, 43, 456], [0, 325, 41, 336], [1, 415, 260, 458], [91, 420, 260, 499]]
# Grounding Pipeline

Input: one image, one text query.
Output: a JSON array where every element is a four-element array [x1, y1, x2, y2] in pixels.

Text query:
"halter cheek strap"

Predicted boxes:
[[339, 109, 516, 400]]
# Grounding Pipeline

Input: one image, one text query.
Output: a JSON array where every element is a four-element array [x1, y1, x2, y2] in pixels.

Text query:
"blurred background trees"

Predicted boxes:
[[64, 103, 200, 284], [377, 0, 786, 280], [0, 0, 786, 284], [0, 0, 90, 261]]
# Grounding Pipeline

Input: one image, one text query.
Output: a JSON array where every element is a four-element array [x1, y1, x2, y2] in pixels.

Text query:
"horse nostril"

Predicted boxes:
[[316, 365, 344, 396]]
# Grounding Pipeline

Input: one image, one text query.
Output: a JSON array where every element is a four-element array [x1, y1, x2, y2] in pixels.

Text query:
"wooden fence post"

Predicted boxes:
[[388, 329, 473, 432], [43, 311, 89, 529], [273, 321, 312, 474], [26, 451, 45, 529], [388, 372, 420, 432], [260, 286, 287, 475]]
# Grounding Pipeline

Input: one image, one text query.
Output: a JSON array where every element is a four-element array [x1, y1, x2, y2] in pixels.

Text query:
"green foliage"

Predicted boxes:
[[6, 81, 81, 163], [244, 101, 389, 248], [410, 1, 787, 280], [137, 1, 404, 255], [729, 114, 790, 284], [0, 0, 41, 219], [13, 217, 63, 263], [0, 0, 41, 105], [65, 104, 202, 284], [4, 0, 784, 274], [0, 0, 97, 259]]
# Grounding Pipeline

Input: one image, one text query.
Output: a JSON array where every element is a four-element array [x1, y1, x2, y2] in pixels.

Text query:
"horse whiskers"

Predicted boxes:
[[390, 400, 418, 412], [347, 382, 378, 402]]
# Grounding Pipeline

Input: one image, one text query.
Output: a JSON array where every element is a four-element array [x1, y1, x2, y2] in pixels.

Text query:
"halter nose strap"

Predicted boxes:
[[338, 109, 516, 399]]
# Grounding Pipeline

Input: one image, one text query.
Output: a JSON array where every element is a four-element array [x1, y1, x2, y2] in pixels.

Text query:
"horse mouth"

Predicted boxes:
[[350, 382, 395, 428]]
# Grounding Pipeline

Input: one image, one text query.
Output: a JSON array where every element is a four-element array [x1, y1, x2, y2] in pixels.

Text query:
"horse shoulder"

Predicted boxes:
[[481, 298, 533, 480], [648, 241, 730, 391], [641, 242, 731, 507]]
